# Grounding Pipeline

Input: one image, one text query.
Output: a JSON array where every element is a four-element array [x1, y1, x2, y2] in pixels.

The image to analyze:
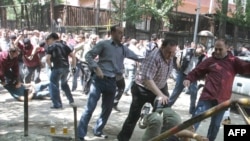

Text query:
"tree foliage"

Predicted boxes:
[[215, 0, 250, 28], [111, 0, 180, 27]]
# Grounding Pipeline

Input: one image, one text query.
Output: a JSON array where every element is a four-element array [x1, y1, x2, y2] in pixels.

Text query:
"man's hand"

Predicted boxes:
[[71, 67, 76, 74], [15, 82, 22, 88], [193, 134, 209, 141], [158, 94, 169, 105], [27, 55, 34, 60], [95, 67, 103, 79], [183, 80, 191, 87]]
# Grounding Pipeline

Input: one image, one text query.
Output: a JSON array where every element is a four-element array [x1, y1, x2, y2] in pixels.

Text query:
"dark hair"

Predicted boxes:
[[110, 25, 118, 33], [23, 38, 31, 45], [46, 32, 59, 40], [151, 34, 157, 41], [161, 39, 177, 48], [216, 38, 228, 45]]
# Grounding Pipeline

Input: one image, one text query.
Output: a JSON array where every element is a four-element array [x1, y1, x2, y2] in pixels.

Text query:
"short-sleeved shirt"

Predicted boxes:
[[47, 41, 72, 68], [136, 48, 173, 89]]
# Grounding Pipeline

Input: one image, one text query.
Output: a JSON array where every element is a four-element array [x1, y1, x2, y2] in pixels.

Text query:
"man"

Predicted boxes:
[[117, 39, 177, 141], [82, 34, 98, 94], [71, 34, 86, 92], [15, 36, 44, 84], [0, 29, 10, 51], [168, 44, 206, 115], [77, 26, 139, 141], [183, 39, 250, 141], [145, 33, 158, 57], [141, 99, 209, 141], [0, 44, 49, 101], [46, 32, 76, 109]]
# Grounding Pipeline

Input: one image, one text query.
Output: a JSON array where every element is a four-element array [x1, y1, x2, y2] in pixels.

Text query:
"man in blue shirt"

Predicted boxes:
[[77, 26, 139, 141]]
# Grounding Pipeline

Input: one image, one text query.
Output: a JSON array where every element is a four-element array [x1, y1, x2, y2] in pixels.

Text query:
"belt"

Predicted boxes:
[[103, 75, 116, 79]]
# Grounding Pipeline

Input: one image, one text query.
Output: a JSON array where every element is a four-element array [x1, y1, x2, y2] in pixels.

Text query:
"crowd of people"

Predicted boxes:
[[1, 26, 250, 141]]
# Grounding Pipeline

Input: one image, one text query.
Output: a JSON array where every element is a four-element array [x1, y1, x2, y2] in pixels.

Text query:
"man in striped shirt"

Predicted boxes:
[[117, 39, 177, 141]]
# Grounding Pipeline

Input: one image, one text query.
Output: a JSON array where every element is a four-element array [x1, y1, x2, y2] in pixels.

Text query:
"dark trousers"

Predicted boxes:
[[117, 82, 168, 141], [114, 77, 125, 106]]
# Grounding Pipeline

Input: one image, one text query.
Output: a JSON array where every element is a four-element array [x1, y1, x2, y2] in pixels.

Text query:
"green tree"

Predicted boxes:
[[111, 0, 180, 37]]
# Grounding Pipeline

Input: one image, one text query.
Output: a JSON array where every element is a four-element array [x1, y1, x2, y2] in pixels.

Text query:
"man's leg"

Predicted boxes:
[[124, 67, 136, 95], [113, 77, 125, 110], [34, 65, 41, 84], [61, 69, 74, 103], [189, 81, 198, 115], [168, 71, 186, 106], [93, 77, 116, 136], [72, 63, 81, 91], [207, 106, 226, 141], [193, 100, 213, 130], [117, 83, 148, 141], [49, 69, 62, 108], [24, 66, 35, 83], [141, 112, 163, 141], [77, 75, 102, 139]]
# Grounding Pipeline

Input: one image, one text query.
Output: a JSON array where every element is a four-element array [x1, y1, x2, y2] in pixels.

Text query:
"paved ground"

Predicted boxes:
[[0, 72, 248, 141]]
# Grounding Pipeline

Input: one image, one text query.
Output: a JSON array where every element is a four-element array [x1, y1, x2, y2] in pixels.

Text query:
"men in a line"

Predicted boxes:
[[46, 33, 76, 109], [77, 26, 139, 141]]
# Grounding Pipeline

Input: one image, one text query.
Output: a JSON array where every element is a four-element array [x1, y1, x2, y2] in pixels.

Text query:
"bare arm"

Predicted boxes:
[[144, 80, 168, 105], [46, 54, 52, 68], [69, 52, 76, 68], [176, 130, 209, 141]]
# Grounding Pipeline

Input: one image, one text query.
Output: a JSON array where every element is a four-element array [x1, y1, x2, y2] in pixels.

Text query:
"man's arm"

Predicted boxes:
[[68, 52, 76, 69], [46, 54, 52, 68], [144, 80, 168, 105], [175, 130, 209, 141]]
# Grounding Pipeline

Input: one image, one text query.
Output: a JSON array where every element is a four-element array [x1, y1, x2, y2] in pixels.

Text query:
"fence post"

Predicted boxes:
[[24, 88, 29, 136], [73, 106, 77, 141]]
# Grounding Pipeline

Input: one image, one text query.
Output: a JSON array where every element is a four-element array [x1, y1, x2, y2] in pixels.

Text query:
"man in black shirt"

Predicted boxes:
[[46, 33, 76, 109]]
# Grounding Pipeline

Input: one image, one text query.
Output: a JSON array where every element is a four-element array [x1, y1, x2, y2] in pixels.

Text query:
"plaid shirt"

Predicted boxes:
[[136, 48, 173, 89]]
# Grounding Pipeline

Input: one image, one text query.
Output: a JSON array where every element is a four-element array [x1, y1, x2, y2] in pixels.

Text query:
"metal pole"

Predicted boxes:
[[73, 106, 77, 141], [193, 0, 201, 44], [24, 88, 29, 136]]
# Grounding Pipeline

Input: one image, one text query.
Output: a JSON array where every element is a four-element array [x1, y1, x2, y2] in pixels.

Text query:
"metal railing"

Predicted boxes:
[[150, 98, 250, 141]]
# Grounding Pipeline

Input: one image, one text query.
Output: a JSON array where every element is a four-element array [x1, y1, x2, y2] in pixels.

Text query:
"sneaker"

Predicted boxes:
[[94, 133, 108, 139], [222, 117, 231, 125], [50, 106, 63, 109]]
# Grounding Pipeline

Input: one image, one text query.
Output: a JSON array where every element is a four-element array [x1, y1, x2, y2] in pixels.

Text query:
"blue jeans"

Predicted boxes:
[[168, 71, 198, 114], [124, 65, 136, 94], [23, 65, 41, 84], [78, 74, 116, 138], [72, 62, 91, 92], [4, 84, 25, 100], [49, 68, 74, 108], [193, 100, 226, 141], [34, 81, 50, 98]]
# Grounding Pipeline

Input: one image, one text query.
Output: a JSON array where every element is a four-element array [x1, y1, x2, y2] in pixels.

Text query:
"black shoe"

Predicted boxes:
[[50, 106, 63, 109], [113, 105, 121, 112], [94, 133, 108, 139]]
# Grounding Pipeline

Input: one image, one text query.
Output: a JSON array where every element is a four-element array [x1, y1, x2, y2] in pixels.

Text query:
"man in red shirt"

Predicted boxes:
[[15, 35, 45, 83], [183, 39, 250, 141]]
